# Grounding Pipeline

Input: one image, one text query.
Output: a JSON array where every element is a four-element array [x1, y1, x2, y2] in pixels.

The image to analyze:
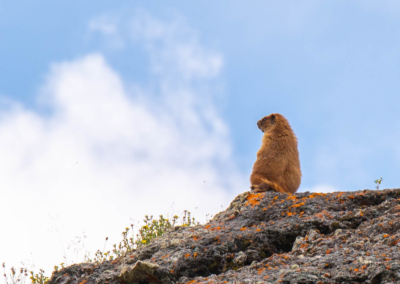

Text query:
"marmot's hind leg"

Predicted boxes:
[[251, 178, 287, 193]]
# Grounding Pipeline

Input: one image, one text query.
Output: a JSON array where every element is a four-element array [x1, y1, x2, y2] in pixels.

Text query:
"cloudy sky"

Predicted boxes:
[[1, 0, 400, 275]]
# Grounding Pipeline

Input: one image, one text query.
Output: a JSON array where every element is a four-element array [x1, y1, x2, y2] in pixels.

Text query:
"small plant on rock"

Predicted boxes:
[[136, 211, 199, 246], [84, 210, 200, 263], [29, 270, 48, 284], [374, 177, 383, 190], [2, 263, 49, 284], [2, 263, 28, 284]]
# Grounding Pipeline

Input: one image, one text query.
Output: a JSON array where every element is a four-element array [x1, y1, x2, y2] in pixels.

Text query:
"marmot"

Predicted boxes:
[[250, 113, 301, 193]]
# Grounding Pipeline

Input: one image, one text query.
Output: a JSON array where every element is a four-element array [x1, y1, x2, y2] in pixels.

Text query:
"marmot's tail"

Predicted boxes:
[[251, 178, 288, 193]]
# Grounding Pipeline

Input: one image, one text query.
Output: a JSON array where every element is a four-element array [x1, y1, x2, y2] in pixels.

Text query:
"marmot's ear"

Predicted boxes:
[[270, 114, 276, 124]]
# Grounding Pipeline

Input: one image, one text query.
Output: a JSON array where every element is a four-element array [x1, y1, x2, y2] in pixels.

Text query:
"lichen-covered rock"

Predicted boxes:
[[119, 261, 173, 284], [48, 188, 400, 284]]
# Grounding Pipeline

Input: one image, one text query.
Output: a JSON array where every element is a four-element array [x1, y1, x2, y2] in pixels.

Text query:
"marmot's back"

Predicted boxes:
[[250, 113, 301, 194]]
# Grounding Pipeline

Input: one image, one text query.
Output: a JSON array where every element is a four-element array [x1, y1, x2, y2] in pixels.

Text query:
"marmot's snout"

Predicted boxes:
[[257, 120, 263, 132]]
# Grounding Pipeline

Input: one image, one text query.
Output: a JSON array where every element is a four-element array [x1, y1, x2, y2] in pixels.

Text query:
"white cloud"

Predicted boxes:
[[130, 13, 223, 82], [0, 14, 246, 274], [299, 184, 337, 193]]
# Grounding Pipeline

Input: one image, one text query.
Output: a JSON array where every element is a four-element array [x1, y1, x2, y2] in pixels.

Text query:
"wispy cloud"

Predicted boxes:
[[87, 15, 125, 49], [299, 184, 337, 193], [88, 15, 119, 35], [0, 13, 245, 273], [131, 13, 223, 81]]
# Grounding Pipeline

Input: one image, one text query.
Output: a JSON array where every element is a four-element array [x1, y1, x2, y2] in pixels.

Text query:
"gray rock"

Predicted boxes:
[[48, 188, 400, 284], [233, 251, 247, 267]]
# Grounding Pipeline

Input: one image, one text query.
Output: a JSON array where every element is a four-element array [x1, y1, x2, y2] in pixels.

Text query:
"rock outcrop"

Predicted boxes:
[[49, 188, 400, 284]]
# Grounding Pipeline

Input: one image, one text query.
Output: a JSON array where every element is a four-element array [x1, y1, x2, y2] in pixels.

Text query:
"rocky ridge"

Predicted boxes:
[[49, 188, 400, 284]]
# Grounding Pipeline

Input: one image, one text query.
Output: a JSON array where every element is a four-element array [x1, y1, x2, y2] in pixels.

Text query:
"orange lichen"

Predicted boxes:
[[383, 234, 389, 238], [246, 193, 264, 207], [193, 236, 199, 241], [309, 193, 327, 199], [257, 267, 265, 275], [290, 203, 305, 209], [326, 249, 333, 254], [211, 227, 222, 231], [240, 227, 247, 231], [161, 254, 170, 259], [287, 195, 297, 200], [204, 225, 211, 229], [185, 254, 190, 258], [315, 210, 333, 219], [194, 252, 198, 258], [79, 280, 87, 284]]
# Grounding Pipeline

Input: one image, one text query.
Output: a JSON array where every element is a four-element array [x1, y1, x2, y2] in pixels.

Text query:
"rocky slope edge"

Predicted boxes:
[[49, 188, 400, 284]]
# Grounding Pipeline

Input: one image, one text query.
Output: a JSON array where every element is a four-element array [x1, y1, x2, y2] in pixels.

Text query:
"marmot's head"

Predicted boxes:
[[257, 113, 282, 132]]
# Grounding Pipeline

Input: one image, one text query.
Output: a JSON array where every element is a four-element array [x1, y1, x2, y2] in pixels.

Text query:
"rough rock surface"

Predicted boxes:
[[49, 188, 400, 284]]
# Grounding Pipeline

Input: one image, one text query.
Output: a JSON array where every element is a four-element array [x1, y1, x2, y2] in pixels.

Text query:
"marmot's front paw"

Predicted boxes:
[[251, 183, 271, 192], [252, 187, 265, 193]]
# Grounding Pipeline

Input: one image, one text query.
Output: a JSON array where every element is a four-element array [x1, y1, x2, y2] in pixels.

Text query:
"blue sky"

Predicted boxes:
[[1, 0, 400, 273]]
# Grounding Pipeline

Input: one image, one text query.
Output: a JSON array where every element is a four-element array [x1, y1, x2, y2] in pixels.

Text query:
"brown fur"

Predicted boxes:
[[250, 113, 301, 194]]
